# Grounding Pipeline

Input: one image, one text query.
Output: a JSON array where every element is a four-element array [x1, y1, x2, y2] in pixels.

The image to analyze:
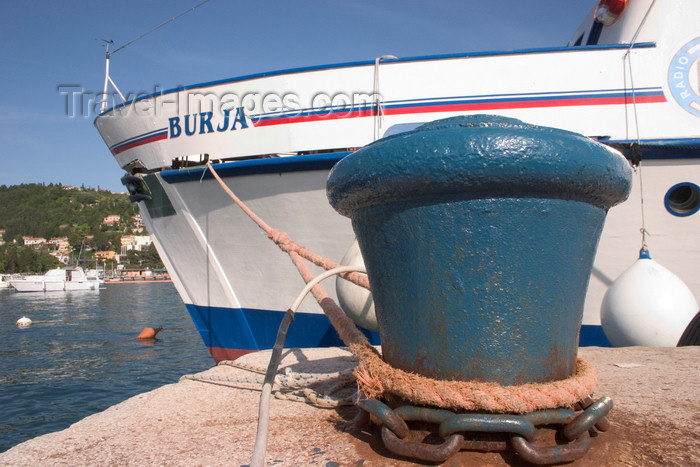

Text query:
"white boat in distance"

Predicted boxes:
[[10, 267, 102, 292], [96, 0, 700, 362], [0, 274, 21, 289]]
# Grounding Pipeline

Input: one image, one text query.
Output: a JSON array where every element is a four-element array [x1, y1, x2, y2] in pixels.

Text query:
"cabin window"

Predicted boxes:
[[664, 182, 700, 217]]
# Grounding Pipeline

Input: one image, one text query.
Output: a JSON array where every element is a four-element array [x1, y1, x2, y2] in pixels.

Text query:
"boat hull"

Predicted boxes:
[[137, 158, 381, 359], [10, 281, 100, 292]]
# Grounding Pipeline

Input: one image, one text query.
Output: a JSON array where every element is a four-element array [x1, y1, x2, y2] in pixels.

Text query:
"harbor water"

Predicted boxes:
[[0, 282, 213, 453]]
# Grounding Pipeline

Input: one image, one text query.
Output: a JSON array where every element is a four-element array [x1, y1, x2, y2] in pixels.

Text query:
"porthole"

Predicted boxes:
[[664, 182, 700, 217]]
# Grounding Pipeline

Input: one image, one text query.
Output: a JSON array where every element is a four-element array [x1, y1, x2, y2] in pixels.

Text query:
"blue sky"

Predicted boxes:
[[0, 1, 594, 192]]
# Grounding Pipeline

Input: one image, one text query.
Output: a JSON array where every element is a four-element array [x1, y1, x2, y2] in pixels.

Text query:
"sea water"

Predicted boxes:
[[0, 282, 213, 453]]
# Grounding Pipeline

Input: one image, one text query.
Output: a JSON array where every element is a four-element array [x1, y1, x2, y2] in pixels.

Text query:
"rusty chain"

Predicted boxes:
[[356, 395, 613, 465]]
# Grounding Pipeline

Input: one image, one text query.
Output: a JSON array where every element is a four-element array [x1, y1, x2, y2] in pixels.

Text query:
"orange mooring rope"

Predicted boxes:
[[205, 162, 598, 412]]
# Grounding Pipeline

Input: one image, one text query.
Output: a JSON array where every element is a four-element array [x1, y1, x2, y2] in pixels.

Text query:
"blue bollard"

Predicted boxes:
[[327, 115, 632, 385]]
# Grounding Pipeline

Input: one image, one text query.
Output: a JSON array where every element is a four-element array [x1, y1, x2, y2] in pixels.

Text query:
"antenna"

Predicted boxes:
[[99, 0, 213, 112]]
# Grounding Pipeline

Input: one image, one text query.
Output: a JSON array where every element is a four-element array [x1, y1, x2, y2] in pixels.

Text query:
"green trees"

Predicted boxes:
[[0, 183, 152, 273], [0, 243, 59, 273], [0, 183, 138, 245], [125, 244, 164, 270]]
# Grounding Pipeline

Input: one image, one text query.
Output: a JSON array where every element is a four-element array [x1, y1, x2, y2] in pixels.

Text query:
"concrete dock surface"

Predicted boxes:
[[1, 346, 698, 466]]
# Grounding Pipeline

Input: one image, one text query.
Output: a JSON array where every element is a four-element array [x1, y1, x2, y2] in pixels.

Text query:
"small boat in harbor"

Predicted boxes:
[[95, 0, 700, 361], [0, 274, 20, 289], [9, 267, 102, 292]]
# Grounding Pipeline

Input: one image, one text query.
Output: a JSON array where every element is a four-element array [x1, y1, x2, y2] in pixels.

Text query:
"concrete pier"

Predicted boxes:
[[1, 346, 698, 466]]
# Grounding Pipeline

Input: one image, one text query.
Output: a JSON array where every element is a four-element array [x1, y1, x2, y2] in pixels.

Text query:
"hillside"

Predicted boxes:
[[0, 183, 139, 254]]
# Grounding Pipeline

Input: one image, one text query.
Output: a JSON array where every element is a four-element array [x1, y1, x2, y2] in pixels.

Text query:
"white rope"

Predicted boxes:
[[179, 366, 356, 404], [624, 52, 649, 250], [250, 265, 367, 467], [622, 0, 657, 251]]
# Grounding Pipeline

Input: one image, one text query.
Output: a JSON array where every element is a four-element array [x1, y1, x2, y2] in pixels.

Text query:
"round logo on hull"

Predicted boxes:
[[669, 37, 700, 117]]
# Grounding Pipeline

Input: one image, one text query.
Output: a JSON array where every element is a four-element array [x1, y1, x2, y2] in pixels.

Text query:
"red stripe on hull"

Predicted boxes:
[[253, 110, 373, 127], [208, 346, 258, 363], [112, 132, 168, 155], [254, 95, 667, 127], [385, 95, 667, 116]]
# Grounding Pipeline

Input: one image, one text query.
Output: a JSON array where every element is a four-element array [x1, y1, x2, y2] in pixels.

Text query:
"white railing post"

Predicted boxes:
[[373, 55, 398, 141]]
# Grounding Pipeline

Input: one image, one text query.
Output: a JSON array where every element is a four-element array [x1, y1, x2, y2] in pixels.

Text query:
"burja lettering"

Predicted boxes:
[[169, 107, 249, 138]]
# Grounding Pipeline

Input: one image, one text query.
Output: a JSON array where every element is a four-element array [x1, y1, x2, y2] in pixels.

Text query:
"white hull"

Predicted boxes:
[[95, 0, 700, 360], [10, 282, 100, 292], [10, 268, 101, 292]]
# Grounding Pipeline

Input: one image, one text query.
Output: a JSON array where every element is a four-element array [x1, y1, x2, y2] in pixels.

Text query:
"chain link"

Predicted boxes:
[[511, 431, 591, 464], [357, 395, 613, 464], [575, 394, 612, 432], [381, 426, 464, 463], [439, 412, 539, 440], [356, 397, 409, 438], [562, 396, 613, 441]]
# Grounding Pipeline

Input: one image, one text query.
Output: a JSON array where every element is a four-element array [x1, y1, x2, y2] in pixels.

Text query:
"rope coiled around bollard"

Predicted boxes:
[[354, 354, 598, 413]]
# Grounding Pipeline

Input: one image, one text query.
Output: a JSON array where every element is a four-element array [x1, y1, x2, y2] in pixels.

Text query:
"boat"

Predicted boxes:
[[85, 269, 106, 286], [0, 274, 21, 289], [1, 274, 15, 288], [9, 267, 102, 292], [95, 0, 700, 362]]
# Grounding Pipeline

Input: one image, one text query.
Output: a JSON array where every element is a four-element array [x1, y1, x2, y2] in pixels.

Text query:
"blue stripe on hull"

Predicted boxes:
[[185, 304, 610, 353], [185, 304, 380, 352], [579, 324, 612, 347], [160, 142, 700, 186]]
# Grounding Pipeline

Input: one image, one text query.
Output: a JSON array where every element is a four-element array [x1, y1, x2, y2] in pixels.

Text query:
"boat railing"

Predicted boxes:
[[100, 45, 127, 114]]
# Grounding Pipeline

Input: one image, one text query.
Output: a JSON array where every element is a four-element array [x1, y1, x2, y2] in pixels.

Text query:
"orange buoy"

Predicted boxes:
[[137, 326, 163, 339]]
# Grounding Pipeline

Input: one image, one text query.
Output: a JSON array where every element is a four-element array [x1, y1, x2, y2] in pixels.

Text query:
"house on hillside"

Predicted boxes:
[[49, 251, 70, 264], [120, 235, 152, 254], [48, 236, 71, 252], [103, 214, 121, 226], [23, 236, 46, 247], [95, 250, 117, 261], [132, 214, 144, 233]]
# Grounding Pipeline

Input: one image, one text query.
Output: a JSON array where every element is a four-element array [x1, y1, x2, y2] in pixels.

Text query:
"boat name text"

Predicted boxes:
[[168, 108, 249, 138]]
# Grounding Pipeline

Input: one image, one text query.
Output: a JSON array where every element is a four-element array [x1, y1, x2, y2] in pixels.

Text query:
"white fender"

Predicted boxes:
[[601, 249, 698, 346], [336, 240, 377, 331]]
